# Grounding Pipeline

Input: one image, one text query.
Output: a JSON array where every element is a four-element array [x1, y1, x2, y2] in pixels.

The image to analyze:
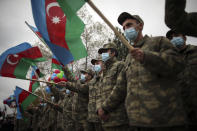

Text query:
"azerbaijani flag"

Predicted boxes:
[[14, 86, 38, 119], [29, 66, 43, 92], [31, 0, 87, 65], [0, 43, 46, 79], [51, 55, 63, 71]]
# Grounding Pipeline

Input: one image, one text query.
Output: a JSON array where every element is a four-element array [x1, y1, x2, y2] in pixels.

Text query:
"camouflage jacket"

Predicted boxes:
[[63, 67, 88, 122], [63, 93, 75, 129], [96, 57, 129, 127], [66, 81, 89, 122], [177, 44, 197, 125], [102, 35, 185, 126], [165, 0, 197, 37], [66, 76, 102, 123]]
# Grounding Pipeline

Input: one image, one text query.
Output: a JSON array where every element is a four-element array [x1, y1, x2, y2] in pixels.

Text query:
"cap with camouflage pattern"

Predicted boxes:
[[98, 42, 117, 54], [80, 69, 94, 78]]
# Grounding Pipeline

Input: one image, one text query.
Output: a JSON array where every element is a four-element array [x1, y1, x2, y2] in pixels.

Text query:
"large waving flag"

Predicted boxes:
[[31, 0, 87, 65], [0, 43, 46, 79], [14, 86, 38, 119]]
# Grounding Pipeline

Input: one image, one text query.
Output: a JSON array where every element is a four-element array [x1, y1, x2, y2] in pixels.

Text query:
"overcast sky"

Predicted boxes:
[[0, 0, 197, 108]]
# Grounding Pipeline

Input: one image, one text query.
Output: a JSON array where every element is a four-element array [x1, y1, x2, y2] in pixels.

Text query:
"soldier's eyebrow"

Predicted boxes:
[[123, 23, 133, 30]]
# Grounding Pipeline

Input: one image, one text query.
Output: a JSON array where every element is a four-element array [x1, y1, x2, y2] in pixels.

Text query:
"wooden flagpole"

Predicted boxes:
[[86, 0, 134, 51]]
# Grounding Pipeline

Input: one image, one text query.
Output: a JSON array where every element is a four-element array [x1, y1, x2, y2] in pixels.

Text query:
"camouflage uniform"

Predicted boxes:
[[64, 93, 75, 131], [39, 104, 50, 131], [101, 35, 186, 130], [177, 44, 197, 130], [31, 107, 41, 131], [87, 76, 104, 131], [96, 43, 129, 131], [64, 68, 96, 131], [65, 75, 104, 131], [165, 0, 197, 37], [50, 86, 65, 131]]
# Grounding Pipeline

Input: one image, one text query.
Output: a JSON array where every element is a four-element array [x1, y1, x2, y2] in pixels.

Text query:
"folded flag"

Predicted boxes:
[[31, 0, 87, 65], [0, 42, 46, 79]]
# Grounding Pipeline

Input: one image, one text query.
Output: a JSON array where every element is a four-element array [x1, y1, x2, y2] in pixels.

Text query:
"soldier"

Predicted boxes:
[[60, 67, 94, 131], [96, 42, 129, 131], [165, 0, 197, 37], [98, 12, 186, 131], [58, 57, 104, 131], [166, 30, 197, 130], [48, 86, 65, 131]]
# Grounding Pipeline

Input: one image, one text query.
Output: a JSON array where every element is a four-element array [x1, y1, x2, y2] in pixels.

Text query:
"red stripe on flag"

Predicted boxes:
[[18, 47, 43, 59], [52, 58, 61, 65], [18, 91, 29, 105], [29, 75, 37, 92], [45, 0, 69, 50]]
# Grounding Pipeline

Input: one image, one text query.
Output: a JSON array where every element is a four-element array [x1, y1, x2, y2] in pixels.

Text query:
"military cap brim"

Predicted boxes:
[[118, 12, 144, 25], [166, 30, 176, 39]]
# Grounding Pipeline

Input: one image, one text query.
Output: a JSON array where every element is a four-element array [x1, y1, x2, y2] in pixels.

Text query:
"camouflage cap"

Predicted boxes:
[[118, 12, 144, 25], [80, 69, 94, 77], [98, 42, 117, 54], [91, 55, 103, 65], [166, 29, 184, 39]]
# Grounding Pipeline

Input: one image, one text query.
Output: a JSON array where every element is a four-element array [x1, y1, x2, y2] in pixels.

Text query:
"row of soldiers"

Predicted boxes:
[[15, 10, 197, 131]]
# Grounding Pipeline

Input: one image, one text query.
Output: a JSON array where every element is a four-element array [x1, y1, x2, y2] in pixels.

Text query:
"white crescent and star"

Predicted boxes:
[[7, 54, 19, 65], [46, 2, 65, 24]]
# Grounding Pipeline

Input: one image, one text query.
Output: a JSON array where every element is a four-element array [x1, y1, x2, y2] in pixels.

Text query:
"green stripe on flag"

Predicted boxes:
[[57, 0, 87, 61], [32, 82, 40, 92], [51, 63, 62, 71], [21, 94, 37, 110], [14, 58, 32, 79]]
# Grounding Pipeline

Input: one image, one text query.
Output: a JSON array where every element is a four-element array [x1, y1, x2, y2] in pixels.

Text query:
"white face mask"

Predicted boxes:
[[124, 27, 139, 42]]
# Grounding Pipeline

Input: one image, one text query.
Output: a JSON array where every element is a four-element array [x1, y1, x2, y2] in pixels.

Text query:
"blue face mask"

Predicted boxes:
[[101, 53, 110, 62], [66, 89, 70, 94], [80, 74, 86, 81], [171, 37, 185, 48], [124, 27, 138, 42], [41, 103, 47, 106], [94, 64, 101, 73]]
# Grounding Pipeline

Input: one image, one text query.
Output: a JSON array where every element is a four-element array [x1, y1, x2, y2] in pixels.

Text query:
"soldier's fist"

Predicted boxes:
[[130, 48, 144, 62]]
